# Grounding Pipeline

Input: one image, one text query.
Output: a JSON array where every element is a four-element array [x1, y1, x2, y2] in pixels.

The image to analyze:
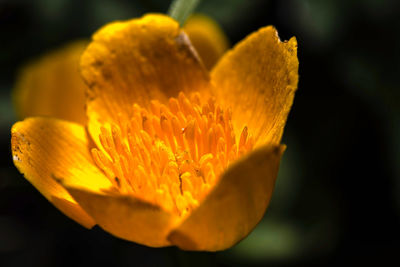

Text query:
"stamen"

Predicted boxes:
[[91, 91, 254, 216]]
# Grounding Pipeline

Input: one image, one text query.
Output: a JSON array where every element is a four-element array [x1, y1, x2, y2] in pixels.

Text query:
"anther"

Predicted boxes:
[[91, 91, 255, 216]]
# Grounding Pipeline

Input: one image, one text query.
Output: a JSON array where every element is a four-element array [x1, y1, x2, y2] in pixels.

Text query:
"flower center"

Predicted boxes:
[[91, 92, 254, 216]]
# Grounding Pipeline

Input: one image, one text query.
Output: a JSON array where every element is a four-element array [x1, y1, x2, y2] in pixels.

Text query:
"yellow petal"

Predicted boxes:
[[184, 14, 229, 70], [13, 41, 88, 124], [11, 117, 112, 228], [167, 144, 285, 251], [211, 26, 298, 146], [62, 185, 179, 247], [80, 14, 210, 148]]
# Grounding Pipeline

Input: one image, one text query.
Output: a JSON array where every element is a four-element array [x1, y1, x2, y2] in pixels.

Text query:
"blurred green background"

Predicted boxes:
[[1, 0, 399, 266]]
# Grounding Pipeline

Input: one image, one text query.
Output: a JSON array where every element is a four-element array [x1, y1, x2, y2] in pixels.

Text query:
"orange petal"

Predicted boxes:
[[167, 145, 285, 251], [184, 14, 229, 70], [11, 117, 112, 228], [211, 26, 298, 146], [13, 41, 88, 124], [80, 14, 210, 148], [61, 185, 179, 247]]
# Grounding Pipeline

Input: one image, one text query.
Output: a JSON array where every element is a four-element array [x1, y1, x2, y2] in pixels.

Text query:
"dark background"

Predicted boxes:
[[1, 0, 399, 266]]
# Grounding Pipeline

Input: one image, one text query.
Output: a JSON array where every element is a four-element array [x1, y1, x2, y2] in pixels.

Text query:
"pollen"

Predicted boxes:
[[91, 92, 254, 216]]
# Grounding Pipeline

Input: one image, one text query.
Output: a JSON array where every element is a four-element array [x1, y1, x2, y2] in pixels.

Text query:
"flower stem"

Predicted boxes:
[[168, 0, 201, 26]]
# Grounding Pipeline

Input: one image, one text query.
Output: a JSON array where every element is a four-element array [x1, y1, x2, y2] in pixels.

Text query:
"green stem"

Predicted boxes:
[[168, 0, 201, 26]]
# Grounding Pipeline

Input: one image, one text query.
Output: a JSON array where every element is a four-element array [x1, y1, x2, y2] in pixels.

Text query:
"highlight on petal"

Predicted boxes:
[[184, 14, 229, 70], [80, 13, 210, 148], [61, 185, 179, 247], [168, 144, 285, 251], [11, 117, 112, 228], [212, 26, 299, 146], [13, 41, 88, 124]]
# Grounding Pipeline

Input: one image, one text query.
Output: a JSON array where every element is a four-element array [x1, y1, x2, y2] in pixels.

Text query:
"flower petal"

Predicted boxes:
[[167, 144, 285, 251], [184, 14, 229, 70], [61, 186, 179, 247], [13, 41, 88, 124], [11, 117, 112, 228], [211, 26, 298, 146], [80, 14, 210, 148]]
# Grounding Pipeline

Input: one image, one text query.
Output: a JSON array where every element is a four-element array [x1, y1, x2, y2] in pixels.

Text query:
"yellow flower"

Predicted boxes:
[[11, 14, 298, 251]]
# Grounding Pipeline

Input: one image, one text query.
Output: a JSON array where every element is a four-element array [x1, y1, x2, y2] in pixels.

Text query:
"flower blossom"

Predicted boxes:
[[11, 14, 298, 251]]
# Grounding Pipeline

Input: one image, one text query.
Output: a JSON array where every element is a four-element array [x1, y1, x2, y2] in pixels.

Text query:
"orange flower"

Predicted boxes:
[[11, 14, 298, 251]]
